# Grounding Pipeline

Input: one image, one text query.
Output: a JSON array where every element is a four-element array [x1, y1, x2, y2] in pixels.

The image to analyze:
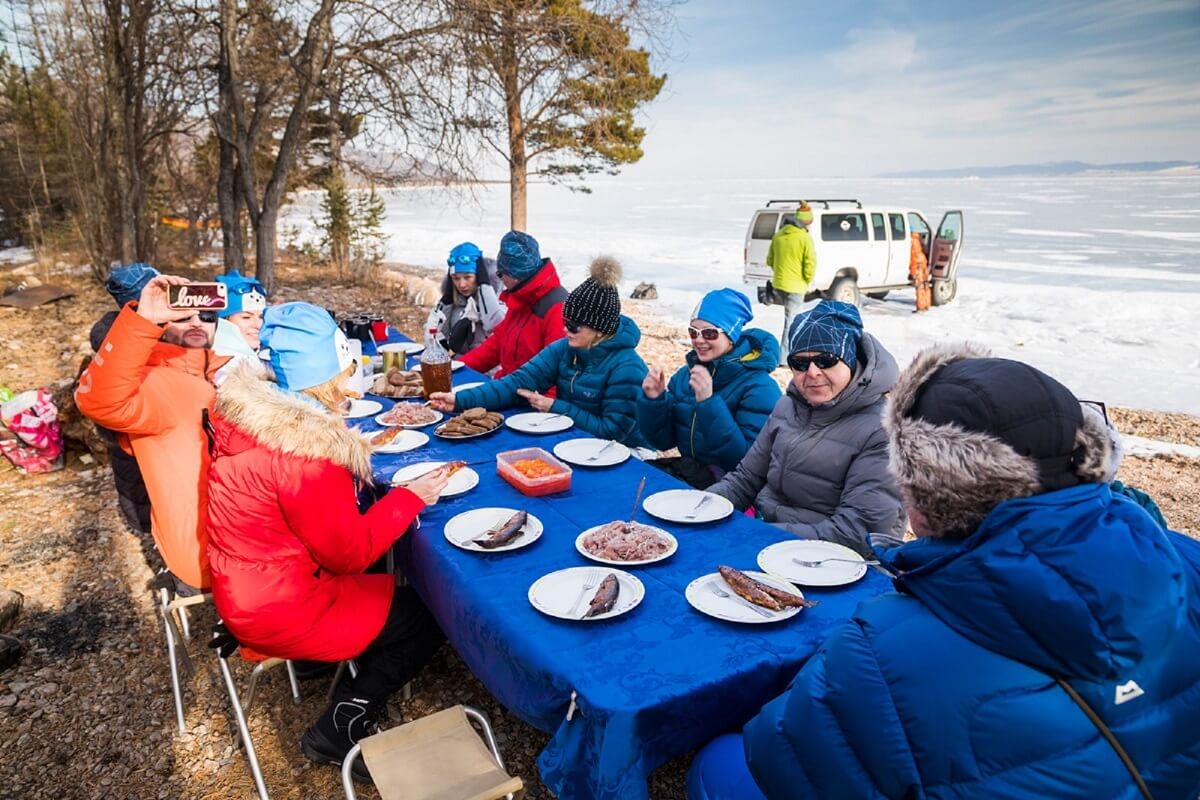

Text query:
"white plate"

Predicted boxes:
[[642, 489, 734, 524], [685, 570, 807, 624], [528, 567, 644, 622], [454, 381, 485, 392], [553, 438, 631, 467], [390, 461, 479, 497], [757, 540, 868, 587], [379, 342, 423, 355], [444, 508, 543, 553], [343, 399, 384, 419], [374, 407, 444, 429], [415, 359, 466, 371], [369, 429, 429, 454], [575, 523, 677, 566], [506, 412, 575, 434]]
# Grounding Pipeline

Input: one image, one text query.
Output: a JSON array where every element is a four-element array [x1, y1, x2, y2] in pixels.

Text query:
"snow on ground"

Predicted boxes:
[[280, 175, 1200, 414]]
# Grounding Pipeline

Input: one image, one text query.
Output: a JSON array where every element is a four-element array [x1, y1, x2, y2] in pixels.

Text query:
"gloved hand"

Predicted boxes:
[[209, 622, 240, 659]]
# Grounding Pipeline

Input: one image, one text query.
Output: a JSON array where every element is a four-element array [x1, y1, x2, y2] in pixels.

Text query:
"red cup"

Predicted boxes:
[[370, 319, 389, 341]]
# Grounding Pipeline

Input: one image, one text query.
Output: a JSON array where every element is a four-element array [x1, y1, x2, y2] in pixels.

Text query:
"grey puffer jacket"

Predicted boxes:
[[709, 333, 904, 555]]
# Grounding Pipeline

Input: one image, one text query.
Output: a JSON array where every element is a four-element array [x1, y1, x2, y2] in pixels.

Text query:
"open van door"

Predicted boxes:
[[930, 210, 963, 306]]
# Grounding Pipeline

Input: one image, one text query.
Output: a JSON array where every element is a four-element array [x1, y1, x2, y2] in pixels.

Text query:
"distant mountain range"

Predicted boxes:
[[878, 160, 1199, 179]]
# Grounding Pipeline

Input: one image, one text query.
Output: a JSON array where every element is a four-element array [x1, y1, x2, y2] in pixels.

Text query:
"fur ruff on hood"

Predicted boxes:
[[884, 343, 1110, 536], [214, 363, 374, 483]]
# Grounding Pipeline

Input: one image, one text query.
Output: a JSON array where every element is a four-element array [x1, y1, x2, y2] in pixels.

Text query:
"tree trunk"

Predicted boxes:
[[214, 0, 244, 272], [500, 12, 526, 231], [327, 86, 349, 270]]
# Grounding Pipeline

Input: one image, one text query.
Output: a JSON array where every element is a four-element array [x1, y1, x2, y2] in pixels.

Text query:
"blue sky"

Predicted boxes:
[[625, 0, 1200, 178]]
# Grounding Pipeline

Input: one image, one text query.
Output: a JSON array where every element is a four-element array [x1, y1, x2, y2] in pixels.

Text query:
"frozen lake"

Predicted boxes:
[[281, 175, 1200, 414]]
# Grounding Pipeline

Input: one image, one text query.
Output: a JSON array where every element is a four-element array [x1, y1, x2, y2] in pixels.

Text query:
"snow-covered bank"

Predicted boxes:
[[281, 175, 1200, 414]]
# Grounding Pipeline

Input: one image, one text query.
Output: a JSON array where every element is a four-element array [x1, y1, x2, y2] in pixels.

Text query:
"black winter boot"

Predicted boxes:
[[0, 634, 23, 673], [299, 692, 381, 782]]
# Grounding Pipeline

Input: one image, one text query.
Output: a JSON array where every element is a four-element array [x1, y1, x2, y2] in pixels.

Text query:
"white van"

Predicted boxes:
[[743, 199, 964, 307]]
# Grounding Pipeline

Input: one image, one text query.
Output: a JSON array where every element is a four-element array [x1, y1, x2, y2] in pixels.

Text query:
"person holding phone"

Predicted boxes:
[[424, 242, 505, 356], [204, 303, 447, 778], [637, 289, 781, 489], [75, 275, 229, 592]]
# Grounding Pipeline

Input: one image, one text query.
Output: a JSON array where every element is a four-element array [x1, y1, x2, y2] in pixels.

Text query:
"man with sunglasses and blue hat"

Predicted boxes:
[[212, 270, 268, 360], [425, 242, 505, 356], [708, 300, 904, 555]]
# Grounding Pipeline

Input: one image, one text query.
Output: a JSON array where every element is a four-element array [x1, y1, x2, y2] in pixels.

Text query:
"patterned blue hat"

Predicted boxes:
[[448, 242, 483, 275], [496, 230, 543, 281], [694, 288, 754, 342], [787, 300, 863, 371], [260, 302, 354, 392], [215, 270, 267, 318], [106, 263, 159, 307]]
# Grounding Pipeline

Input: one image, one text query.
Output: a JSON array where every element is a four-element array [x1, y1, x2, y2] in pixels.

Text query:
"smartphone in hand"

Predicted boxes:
[[167, 282, 228, 312]]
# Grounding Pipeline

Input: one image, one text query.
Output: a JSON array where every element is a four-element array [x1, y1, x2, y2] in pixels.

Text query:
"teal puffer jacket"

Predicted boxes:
[[455, 315, 649, 447], [636, 329, 781, 472]]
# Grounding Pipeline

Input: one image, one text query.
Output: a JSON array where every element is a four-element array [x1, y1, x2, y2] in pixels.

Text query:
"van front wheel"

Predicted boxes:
[[827, 276, 861, 307], [931, 277, 957, 306]]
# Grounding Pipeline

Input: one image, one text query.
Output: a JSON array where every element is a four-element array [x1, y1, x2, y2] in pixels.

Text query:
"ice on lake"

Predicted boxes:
[[282, 175, 1200, 414]]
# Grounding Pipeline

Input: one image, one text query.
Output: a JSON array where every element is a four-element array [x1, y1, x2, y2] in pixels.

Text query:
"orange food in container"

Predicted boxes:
[[497, 447, 572, 496]]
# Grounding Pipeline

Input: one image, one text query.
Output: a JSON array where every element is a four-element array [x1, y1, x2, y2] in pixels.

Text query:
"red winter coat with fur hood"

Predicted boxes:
[[205, 366, 425, 661]]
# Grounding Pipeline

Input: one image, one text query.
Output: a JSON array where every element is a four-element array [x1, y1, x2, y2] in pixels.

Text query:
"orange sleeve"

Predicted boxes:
[[75, 304, 173, 435]]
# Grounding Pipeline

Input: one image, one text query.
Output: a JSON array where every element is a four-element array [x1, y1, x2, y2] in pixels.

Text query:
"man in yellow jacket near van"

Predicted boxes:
[[76, 275, 229, 591], [766, 203, 816, 364]]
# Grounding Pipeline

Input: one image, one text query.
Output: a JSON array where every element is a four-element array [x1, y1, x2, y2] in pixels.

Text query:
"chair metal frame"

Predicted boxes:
[[340, 706, 515, 800], [157, 581, 212, 735]]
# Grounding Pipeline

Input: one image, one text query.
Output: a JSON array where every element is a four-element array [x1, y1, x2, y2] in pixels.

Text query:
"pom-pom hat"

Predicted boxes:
[[564, 256, 623, 336]]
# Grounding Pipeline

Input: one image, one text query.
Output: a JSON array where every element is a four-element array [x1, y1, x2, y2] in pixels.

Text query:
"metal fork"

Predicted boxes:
[[793, 557, 880, 568], [708, 581, 774, 618], [684, 493, 713, 519], [526, 413, 566, 428], [567, 569, 603, 616], [586, 440, 617, 462]]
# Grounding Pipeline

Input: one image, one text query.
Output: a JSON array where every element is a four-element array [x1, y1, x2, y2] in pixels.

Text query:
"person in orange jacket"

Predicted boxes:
[[75, 275, 229, 591]]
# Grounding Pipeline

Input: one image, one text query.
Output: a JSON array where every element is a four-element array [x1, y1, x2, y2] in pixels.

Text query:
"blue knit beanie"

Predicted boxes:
[[448, 242, 483, 275], [496, 230, 543, 281], [787, 300, 863, 371], [260, 302, 355, 392], [694, 288, 754, 342], [214, 270, 267, 318], [106, 263, 159, 307]]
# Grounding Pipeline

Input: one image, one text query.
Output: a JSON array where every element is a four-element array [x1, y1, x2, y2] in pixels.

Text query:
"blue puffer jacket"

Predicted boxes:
[[636, 329, 781, 472], [743, 484, 1200, 799], [455, 315, 649, 447]]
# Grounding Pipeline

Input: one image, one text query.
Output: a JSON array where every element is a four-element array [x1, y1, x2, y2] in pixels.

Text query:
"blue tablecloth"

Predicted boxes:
[[359, 334, 891, 800]]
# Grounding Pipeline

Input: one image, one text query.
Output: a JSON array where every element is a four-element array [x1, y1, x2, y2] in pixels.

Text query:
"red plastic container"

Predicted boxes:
[[496, 447, 573, 496]]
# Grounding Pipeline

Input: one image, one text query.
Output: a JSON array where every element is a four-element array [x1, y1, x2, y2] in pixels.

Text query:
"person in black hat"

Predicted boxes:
[[430, 256, 650, 447], [687, 343, 1200, 800]]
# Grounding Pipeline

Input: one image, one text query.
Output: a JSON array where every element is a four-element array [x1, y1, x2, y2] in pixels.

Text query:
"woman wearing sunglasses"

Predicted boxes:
[[636, 288, 781, 489], [424, 242, 505, 356], [430, 256, 649, 447], [708, 300, 904, 555]]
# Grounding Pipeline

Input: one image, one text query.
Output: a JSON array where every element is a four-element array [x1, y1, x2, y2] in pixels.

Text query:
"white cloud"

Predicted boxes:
[[831, 26, 918, 75]]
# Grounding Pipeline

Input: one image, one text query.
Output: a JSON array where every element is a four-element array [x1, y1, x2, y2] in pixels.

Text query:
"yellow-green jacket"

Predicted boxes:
[[766, 222, 816, 294]]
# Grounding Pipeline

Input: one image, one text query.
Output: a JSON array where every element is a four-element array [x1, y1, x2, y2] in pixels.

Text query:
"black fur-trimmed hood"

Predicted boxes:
[[884, 344, 1111, 536]]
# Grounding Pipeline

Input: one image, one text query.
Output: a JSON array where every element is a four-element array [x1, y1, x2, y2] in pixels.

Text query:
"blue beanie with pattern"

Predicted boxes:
[[787, 300, 863, 371], [694, 288, 754, 342], [260, 302, 355, 392], [496, 230, 543, 281], [214, 270, 267, 318], [106, 263, 159, 307]]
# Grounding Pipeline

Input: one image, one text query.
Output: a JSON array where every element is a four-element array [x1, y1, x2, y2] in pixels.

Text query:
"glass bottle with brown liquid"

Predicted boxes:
[[420, 328, 452, 397]]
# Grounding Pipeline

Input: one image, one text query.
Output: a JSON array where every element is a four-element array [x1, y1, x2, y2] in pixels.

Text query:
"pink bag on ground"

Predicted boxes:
[[0, 388, 65, 473]]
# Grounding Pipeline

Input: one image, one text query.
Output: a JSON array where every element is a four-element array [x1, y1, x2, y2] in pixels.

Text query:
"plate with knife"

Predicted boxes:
[[390, 460, 479, 498], [444, 508, 543, 553], [528, 567, 644, 621]]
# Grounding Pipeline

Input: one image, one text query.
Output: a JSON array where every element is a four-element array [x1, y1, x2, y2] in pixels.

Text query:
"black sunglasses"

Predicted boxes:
[[687, 326, 722, 341], [198, 310, 218, 324], [564, 318, 581, 334], [788, 352, 841, 372]]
